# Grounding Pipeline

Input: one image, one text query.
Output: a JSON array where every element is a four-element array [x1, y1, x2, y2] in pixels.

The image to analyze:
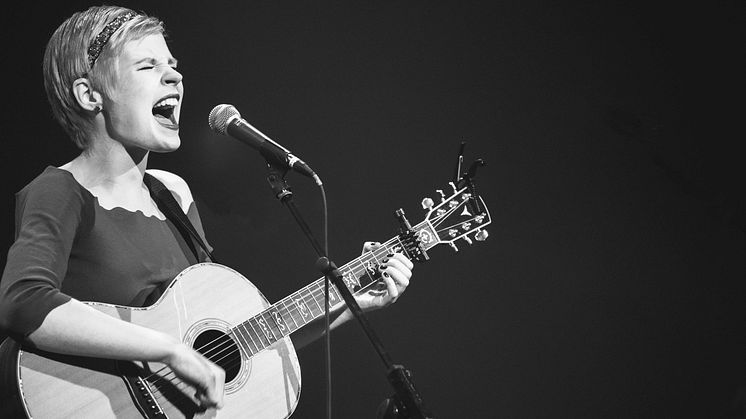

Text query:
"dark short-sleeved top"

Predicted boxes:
[[0, 166, 212, 341]]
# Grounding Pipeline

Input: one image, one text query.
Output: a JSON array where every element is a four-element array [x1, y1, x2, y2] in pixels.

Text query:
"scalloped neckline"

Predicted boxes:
[[50, 166, 168, 221]]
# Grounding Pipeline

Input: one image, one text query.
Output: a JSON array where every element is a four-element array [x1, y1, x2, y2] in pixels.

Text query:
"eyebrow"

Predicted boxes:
[[132, 57, 179, 67]]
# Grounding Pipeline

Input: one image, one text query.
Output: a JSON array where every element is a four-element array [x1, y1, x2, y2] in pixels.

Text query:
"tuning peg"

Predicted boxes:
[[475, 229, 489, 241], [449, 181, 458, 194], [449, 242, 459, 252], [463, 236, 473, 245], [421, 197, 434, 210], [436, 189, 446, 202]]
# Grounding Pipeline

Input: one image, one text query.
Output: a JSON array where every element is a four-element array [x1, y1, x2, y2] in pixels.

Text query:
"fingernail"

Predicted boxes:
[[382, 271, 390, 278], [381, 258, 389, 264], [378, 265, 386, 271], [387, 253, 394, 257]]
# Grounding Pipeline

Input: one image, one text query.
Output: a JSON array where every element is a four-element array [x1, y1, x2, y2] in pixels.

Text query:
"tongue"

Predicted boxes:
[[154, 114, 177, 127]]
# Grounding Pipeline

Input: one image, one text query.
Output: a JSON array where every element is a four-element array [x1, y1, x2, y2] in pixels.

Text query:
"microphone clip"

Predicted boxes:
[[265, 159, 294, 202]]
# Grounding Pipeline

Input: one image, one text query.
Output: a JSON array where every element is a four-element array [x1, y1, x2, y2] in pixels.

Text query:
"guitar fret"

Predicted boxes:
[[264, 310, 283, 340], [339, 265, 362, 292], [311, 279, 342, 310], [318, 278, 342, 309], [230, 327, 253, 357], [368, 250, 382, 265], [394, 237, 412, 261], [256, 312, 278, 344], [305, 283, 324, 315], [292, 292, 313, 324], [356, 256, 378, 289], [310, 281, 327, 312], [243, 321, 262, 353], [224, 233, 428, 360], [280, 298, 300, 331], [267, 307, 289, 337], [247, 318, 270, 349], [236, 323, 259, 355], [328, 281, 341, 306]]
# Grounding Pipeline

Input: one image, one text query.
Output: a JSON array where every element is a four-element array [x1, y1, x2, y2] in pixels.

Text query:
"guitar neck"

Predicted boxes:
[[227, 226, 430, 357]]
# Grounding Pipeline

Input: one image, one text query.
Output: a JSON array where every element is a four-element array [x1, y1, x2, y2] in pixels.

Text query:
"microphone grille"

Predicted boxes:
[[208, 104, 240, 134]]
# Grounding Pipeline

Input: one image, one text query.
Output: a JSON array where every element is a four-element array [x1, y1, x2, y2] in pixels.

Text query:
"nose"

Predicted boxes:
[[163, 66, 183, 86]]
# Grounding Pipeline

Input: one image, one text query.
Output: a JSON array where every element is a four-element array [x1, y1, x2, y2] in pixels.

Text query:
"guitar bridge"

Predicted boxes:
[[118, 361, 167, 418]]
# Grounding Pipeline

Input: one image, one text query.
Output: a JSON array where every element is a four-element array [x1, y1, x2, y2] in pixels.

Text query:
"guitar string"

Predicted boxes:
[[143, 238, 406, 393], [146, 204, 478, 400], [146, 231, 412, 385], [145, 275, 363, 405], [145, 248, 393, 393], [146, 270, 381, 397], [138, 205, 461, 403]]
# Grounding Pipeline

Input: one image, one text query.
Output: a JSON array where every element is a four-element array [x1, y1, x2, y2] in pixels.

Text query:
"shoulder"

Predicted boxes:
[[19, 166, 88, 206], [146, 169, 195, 214], [23, 166, 81, 192], [15, 166, 90, 226]]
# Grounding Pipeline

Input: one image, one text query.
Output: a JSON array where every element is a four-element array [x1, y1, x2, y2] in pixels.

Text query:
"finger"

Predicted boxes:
[[361, 241, 381, 254], [380, 270, 400, 299], [389, 252, 414, 270], [213, 366, 226, 408], [200, 363, 225, 409], [380, 257, 412, 281], [384, 266, 410, 290]]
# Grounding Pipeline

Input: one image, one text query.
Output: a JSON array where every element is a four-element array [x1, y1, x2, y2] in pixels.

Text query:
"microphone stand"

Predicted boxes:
[[264, 163, 434, 419]]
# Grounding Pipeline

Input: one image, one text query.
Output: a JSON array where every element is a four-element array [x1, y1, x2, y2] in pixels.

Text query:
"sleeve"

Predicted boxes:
[[0, 175, 84, 340]]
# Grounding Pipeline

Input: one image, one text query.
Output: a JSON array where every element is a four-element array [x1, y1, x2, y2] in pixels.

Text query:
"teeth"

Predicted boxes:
[[154, 97, 178, 108]]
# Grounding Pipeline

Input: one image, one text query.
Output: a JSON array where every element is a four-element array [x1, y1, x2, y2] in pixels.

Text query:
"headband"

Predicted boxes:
[[87, 11, 138, 69]]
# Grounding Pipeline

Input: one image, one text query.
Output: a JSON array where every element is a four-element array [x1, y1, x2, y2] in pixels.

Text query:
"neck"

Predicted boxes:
[[67, 141, 150, 193]]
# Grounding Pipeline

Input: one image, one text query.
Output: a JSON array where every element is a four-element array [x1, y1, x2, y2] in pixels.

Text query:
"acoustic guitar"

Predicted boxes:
[[0, 183, 490, 418]]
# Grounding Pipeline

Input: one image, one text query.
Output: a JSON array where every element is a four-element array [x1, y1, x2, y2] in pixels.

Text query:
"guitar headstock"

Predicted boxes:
[[393, 142, 490, 259], [410, 182, 491, 253]]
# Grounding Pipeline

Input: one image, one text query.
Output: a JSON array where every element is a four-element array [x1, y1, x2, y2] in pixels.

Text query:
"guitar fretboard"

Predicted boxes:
[[227, 228, 427, 357]]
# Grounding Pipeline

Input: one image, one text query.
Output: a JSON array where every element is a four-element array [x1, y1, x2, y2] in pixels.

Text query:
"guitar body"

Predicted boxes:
[[0, 263, 301, 419]]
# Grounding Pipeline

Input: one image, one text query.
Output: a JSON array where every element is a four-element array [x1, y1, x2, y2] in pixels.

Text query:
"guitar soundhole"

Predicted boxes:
[[192, 330, 242, 383]]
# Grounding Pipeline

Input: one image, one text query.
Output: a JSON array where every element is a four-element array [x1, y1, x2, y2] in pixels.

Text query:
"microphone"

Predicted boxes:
[[209, 104, 321, 185]]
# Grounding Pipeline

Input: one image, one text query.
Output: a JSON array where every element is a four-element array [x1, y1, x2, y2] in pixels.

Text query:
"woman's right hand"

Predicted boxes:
[[21, 300, 226, 409], [164, 343, 226, 409]]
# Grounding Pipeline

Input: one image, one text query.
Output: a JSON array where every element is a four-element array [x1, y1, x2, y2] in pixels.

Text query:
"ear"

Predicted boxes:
[[72, 77, 103, 112]]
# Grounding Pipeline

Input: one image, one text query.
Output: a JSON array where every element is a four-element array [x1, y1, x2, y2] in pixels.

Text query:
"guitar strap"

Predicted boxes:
[[143, 173, 218, 264]]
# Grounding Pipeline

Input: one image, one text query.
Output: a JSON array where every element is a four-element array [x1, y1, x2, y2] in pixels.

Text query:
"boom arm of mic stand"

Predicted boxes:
[[264, 163, 433, 419]]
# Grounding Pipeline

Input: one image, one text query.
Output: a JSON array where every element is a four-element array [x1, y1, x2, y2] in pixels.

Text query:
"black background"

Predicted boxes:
[[1, 1, 745, 418]]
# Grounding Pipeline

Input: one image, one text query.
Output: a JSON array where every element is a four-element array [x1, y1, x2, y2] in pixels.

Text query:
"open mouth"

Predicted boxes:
[[152, 96, 179, 128]]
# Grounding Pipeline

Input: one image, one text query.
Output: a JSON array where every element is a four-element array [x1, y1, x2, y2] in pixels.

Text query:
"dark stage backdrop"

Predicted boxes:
[[1, 2, 744, 418]]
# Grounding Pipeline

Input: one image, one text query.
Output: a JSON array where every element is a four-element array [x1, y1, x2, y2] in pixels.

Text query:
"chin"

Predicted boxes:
[[152, 137, 181, 153]]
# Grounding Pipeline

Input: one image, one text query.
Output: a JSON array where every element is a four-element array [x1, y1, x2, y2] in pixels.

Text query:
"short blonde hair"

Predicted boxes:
[[43, 6, 165, 149]]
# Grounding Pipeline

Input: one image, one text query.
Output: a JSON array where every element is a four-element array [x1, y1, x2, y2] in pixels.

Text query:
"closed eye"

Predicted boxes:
[[138, 63, 178, 71]]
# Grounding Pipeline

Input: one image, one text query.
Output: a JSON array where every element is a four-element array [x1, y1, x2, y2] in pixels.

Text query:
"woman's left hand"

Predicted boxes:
[[354, 241, 414, 311]]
